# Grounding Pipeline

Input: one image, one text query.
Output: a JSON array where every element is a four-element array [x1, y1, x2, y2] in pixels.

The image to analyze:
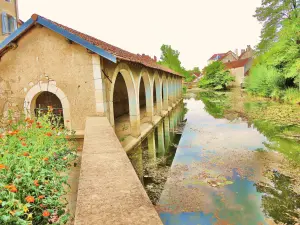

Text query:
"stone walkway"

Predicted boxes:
[[74, 117, 163, 225]]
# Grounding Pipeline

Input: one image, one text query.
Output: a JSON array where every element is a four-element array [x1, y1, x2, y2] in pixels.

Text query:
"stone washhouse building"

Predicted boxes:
[[0, 14, 183, 148]]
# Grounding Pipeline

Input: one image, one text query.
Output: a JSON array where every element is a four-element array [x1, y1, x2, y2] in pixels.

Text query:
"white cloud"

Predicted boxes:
[[18, 0, 262, 69]]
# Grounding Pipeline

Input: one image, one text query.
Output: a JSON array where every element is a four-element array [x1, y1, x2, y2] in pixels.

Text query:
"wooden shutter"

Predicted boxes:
[[2, 12, 9, 34]]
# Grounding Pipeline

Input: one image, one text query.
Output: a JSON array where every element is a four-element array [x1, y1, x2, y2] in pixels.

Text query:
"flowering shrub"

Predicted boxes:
[[0, 110, 77, 224]]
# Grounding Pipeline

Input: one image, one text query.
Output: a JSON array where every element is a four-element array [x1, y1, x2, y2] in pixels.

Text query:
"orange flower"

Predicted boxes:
[[43, 157, 49, 162], [43, 210, 50, 217], [63, 157, 67, 160], [0, 164, 6, 170], [21, 142, 27, 147], [45, 132, 52, 137], [25, 196, 35, 203], [7, 120, 12, 124], [0, 134, 3, 139], [10, 210, 16, 215], [23, 152, 29, 156], [8, 131, 14, 136], [29, 119, 34, 124], [37, 125, 43, 129], [38, 195, 45, 199], [10, 187, 17, 193], [34, 180, 39, 187]]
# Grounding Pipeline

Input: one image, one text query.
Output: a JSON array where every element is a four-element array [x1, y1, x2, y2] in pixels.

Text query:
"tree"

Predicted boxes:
[[158, 44, 191, 81], [188, 67, 201, 74], [199, 61, 235, 90], [254, 0, 299, 54]]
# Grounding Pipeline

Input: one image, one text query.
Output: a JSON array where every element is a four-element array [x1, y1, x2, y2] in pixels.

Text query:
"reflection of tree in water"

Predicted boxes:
[[255, 171, 300, 225], [195, 92, 230, 118]]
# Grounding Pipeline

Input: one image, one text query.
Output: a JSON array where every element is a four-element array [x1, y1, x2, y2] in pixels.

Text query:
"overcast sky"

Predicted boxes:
[[19, 0, 262, 69]]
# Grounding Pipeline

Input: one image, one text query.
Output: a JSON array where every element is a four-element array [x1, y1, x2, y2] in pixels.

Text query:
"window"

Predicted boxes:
[[1, 12, 17, 34]]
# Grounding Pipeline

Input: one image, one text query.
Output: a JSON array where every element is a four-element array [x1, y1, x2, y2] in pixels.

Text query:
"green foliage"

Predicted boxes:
[[248, 6, 300, 103], [158, 44, 192, 82], [0, 111, 77, 224], [199, 61, 235, 90], [245, 64, 285, 97], [254, 0, 299, 54]]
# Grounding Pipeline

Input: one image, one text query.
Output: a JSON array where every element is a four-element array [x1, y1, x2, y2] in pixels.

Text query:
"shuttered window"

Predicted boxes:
[[2, 12, 9, 34]]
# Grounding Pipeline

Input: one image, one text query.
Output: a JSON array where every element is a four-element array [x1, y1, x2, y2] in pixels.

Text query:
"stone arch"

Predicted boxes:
[[24, 82, 71, 129], [153, 72, 163, 115], [110, 62, 140, 137], [138, 68, 153, 123]]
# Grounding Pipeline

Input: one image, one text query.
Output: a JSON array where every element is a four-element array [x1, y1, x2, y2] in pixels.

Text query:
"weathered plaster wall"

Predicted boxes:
[[229, 67, 245, 86], [240, 50, 254, 60], [0, 26, 95, 131]]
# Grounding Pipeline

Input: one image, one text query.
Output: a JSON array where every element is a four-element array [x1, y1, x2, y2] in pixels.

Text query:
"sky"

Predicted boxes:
[[18, 0, 263, 70]]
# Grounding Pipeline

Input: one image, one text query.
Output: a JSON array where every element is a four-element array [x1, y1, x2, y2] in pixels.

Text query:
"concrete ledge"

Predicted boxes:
[[74, 117, 163, 225]]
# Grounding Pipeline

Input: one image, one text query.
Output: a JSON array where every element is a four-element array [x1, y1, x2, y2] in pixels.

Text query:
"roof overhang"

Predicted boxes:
[[0, 15, 117, 63]]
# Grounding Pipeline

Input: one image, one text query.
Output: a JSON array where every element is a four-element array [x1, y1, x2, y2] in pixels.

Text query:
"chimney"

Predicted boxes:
[[246, 45, 251, 51], [241, 49, 245, 54], [235, 49, 239, 57], [154, 56, 157, 62]]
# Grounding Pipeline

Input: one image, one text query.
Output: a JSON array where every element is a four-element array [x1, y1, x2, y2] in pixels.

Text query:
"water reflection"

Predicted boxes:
[[127, 102, 186, 204], [128, 91, 300, 225]]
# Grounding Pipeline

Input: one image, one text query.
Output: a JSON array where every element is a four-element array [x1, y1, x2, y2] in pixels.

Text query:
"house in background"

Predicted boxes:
[[0, 0, 19, 42], [191, 72, 203, 83], [207, 50, 238, 64], [224, 58, 252, 87], [239, 45, 254, 60]]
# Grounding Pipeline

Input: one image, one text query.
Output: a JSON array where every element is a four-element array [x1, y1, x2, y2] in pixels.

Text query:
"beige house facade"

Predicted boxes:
[[224, 58, 252, 87], [0, 0, 19, 42], [0, 14, 183, 140]]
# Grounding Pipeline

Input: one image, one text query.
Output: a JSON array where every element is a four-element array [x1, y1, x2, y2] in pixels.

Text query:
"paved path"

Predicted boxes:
[[75, 117, 163, 225]]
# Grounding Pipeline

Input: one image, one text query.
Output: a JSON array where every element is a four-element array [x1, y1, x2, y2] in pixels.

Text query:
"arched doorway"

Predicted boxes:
[[113, 73, 131, 138]]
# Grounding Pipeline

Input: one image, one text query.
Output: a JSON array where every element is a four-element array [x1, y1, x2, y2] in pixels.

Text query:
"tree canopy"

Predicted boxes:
[[254, 0, 299, 54]]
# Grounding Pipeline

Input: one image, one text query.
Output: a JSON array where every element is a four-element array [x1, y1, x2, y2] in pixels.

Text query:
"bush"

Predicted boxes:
[[283, 88, 300, 104], [0, 110, 77, 224], [245, 64, 285, 97], [199, 61, 235, 90]]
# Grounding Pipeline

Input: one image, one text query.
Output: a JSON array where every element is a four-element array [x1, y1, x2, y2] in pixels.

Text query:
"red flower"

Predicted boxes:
[[43, 210, 50, 217], [0, 134, 3, 139], [38, 195, 45, 199], [23, 152, 29, 157], [34, 180, 39, 187], [45, 132, 52, 137], [37, 125, 43, 129], [43, 157, 49, 162], [25, 196, 35, 203], [29, 119, 34, 124], [21, 142, 27, 147]]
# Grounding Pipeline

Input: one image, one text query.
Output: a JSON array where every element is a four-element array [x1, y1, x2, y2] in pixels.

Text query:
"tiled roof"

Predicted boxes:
[[224, 58, 250, 69], [208, 53, 226, 61], [191, 72, 201, 77], [34, 15, 181, 77]]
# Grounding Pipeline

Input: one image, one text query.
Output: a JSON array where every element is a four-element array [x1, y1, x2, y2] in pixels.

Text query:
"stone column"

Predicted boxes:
[[163, 79, 169, 111], [164, 116, 170, 151], [168, 77, 173, 106], [154, 80, 163, 116], [130, 114, 141, 138], [145, 79, 154, 122], [157, 123, 165, 157], [147, 132, 156, 164], [92, 55, 107, 116]]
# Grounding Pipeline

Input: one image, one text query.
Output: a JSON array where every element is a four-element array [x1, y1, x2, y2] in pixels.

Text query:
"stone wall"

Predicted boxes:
[[0, 27, 95, 131]]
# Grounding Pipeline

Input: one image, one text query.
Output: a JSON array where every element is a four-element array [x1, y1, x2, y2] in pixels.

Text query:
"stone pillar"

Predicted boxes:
[[145, 79, 154, 122], [157, 123, 165, 157], [163, 79, 169, 111], [92, 55, 107, 116], [168, 77, 173, 106], [164, 116, 170, 151], [154, 80, 163, 116], [130, 114, 141, 138], [147, 132, 156, 164]]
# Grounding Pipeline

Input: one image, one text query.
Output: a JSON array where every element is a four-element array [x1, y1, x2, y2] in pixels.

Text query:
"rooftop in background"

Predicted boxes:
[[208, 53, 227, 61], [0, 14, 182, 77], [224, 58, 250, 69]]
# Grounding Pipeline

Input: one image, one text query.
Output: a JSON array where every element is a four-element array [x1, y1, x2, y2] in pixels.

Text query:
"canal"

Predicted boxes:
[[128, 89, 300, 225]]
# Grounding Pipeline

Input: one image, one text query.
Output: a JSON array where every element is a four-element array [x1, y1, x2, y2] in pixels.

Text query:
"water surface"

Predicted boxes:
[[129, 90, 300, 225]]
